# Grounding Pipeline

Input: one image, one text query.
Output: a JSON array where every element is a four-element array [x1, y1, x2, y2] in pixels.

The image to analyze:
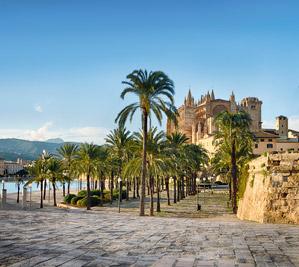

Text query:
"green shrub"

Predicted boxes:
[[78, 190, 87, 197], [77, 196, 101, 207], [70, 196, 83, 205], [64, 194, 76, 204], [91, 189, 101, 196], [113, 188, 127, 200]]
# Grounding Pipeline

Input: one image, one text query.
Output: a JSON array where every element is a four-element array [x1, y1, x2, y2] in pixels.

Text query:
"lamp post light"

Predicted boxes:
[[118, 177, 122, 213], [196, 177, 201, 211]]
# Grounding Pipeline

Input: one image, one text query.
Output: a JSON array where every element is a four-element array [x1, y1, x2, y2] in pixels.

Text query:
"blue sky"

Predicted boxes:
[[0, 0, 299, 143]]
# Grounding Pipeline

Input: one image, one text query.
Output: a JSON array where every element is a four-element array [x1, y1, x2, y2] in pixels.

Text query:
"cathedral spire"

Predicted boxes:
[[211, 90, 215, 100], [186, 89, 194, 106], [230, 91, 235, 102]]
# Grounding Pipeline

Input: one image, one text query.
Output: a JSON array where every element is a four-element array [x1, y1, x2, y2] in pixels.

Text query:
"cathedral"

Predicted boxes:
[[167, 90, 299, 155]]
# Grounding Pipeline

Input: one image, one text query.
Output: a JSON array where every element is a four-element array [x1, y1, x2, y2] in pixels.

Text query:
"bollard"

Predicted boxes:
[[2, 189, 7, 206], [22, 187, 27, 209]]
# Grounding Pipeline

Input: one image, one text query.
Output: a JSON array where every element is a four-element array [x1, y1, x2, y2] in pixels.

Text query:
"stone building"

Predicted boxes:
[[167, 90, 299, 155]]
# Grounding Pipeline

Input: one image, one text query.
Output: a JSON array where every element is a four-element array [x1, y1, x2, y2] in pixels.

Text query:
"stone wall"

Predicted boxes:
[[237, 153, 299, 224]]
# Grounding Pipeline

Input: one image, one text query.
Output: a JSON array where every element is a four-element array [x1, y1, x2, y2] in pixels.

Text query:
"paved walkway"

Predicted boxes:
[[0, 207, 299, 266]]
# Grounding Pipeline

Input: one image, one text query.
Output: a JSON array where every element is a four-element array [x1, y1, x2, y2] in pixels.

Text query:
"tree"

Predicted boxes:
[[123, 127, 170, 215], [105, 126, 133, 201], [57, 143, 78, 196], [165, 132, 189, 204], [214, 110, 253, 214], [116, 69, 177, 216], [77, 143, 99, 210], [47, 158, 63, 206], [27, 151, 51, 209]]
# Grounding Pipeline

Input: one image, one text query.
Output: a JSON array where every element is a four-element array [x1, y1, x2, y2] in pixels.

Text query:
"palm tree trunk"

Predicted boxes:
[[177, 179, 180, 202], [173, 176, 177, 204], [86, 173, 91, 210], [17, 182, 20, 203], [166, 176, 170, 205], [100, 173, 104, 206], [231, 139, 238, 214], [150, 175, 154, 216], [40, 180, 44, 208], [156, 176, 161, 212], [67, 181, 70, 194], [133, 177, 136, 198], [140, 111, 148, 216], [182, 176, 185, 199], [110, 171, 114, 204], [137, 176, 140, 198], [43, 180, 47, 200], [62, 182, 65, 196], [52, 181, 57, 206], [126, 178, 129, 201]]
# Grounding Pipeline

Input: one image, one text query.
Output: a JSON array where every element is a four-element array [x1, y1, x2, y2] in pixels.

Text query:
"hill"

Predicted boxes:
[[0, 138, 68, 161]]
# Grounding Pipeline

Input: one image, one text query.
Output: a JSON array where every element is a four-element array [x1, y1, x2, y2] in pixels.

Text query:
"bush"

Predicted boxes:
[[91, 189, 101, 197], [77, 196, 101, 207], [71, 196, 83, 205], [64, 194, 76, 204], [78, 190, 87, 197], [113, 188, 127, 200]]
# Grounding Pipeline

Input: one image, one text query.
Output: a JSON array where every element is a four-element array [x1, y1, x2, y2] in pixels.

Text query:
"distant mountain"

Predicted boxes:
[[46, 138, 64, 144], [0, 138, 68, 161]]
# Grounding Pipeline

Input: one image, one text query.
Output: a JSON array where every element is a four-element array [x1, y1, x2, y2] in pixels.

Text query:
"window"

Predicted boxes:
[[281, 148, 283, 151], [251, 105, 256, 109], [255, 144, 258, 148], [261, 139, 264, 142], [268, 139, 272, 142], [267, 144, 273, 149]]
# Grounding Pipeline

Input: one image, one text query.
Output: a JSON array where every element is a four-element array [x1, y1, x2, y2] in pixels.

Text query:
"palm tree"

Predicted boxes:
[[116, 69, 178, 216], [123, 127, 170, 215], [105, 126, 133, 201], [166, 132, 189, 204], [214, 110, 253, 214], [47, 158, 63, 206], [77, 143, 99, 210], [57, 143, 78, 196]]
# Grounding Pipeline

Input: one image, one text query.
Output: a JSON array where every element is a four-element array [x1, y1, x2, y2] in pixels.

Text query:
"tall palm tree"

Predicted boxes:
[[47, 158, 63, 206], [57, 143, 78, 196], [116, 69, 178, 216], [165, 132, 189, 204], [214, 110, 252, 214], [123, 127, 170, 215], [105, 126, 133, 201], [77, 143, 99, 210]]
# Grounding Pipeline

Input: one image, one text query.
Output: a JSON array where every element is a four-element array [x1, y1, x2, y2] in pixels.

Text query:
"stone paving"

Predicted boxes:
[[0, 207, 299, 267]]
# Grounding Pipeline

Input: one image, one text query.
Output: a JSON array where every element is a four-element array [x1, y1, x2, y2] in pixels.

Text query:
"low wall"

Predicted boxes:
[[237, 153, 299, 224]]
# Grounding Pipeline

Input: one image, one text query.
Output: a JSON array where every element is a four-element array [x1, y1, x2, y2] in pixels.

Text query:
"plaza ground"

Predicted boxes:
[[0, 190, 299, 266]]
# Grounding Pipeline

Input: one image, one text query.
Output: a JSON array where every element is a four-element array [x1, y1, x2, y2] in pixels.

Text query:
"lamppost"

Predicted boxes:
[[2, 180, 4, 190], [29, 184, 32, 209], [118, 177, 122, 213], [196, 177, 201, 211], [203, 177, 206, 204]]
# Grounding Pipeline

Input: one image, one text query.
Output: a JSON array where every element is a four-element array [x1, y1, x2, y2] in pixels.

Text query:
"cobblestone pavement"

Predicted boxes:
[[0, 208, 299, 267]]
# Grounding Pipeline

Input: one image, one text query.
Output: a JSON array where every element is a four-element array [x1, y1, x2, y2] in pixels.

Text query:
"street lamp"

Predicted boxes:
[[196, 177, 201, 211], [118, 177, 122, 213], [2, 180, 4, 190]]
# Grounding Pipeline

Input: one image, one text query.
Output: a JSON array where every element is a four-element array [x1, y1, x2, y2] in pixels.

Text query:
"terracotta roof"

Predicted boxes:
[[253, 131, 279, 138]]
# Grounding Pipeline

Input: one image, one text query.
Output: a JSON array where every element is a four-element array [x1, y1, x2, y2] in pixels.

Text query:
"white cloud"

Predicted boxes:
[[25, 122, 54, 141], [34, 104, 43, 113], [0, 122, 110, 144]]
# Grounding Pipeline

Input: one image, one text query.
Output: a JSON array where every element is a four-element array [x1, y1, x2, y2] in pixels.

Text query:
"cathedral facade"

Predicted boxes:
[[167, 90, 299, 155]]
